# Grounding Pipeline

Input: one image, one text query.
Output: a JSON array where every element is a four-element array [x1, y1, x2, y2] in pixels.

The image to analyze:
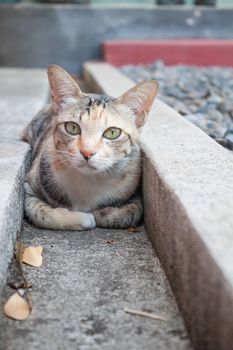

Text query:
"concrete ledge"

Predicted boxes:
[[0, 68, 48, 289], [83, 62, 233, 350]]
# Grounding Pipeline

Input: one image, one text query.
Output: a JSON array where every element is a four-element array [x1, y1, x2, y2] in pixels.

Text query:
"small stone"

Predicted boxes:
[[172, 101, 190, 115], [224, 129, 233, 150], [185, 114, 206, 130], [218, 101, 233, 114], [208, 110, 225, 123], [208, 94, 222, 104], [215, 138, 229, 148], [150, 60, 165, 70]]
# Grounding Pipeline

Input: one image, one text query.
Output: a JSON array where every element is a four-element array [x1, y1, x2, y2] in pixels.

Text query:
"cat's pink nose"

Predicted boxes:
[[80, 149, 96, 162]]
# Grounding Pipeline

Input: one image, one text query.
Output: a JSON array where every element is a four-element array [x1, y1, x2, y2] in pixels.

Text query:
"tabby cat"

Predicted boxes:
[[22, 65, 158, 230]]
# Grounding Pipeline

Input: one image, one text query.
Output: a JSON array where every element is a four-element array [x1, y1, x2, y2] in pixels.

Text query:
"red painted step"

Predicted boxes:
[[103, 40, 233, 66]]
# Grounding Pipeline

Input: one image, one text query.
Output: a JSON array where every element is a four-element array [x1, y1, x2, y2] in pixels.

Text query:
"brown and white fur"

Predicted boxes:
[[22, 65, 158, 230]]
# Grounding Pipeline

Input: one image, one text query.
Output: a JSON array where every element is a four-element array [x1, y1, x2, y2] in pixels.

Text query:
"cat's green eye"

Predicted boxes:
[[103, 127, 121, 140], [65, 122, 81, 136]]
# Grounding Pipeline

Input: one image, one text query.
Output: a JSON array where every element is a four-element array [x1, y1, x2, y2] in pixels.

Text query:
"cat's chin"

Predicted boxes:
[[75, 163, 102, 175]]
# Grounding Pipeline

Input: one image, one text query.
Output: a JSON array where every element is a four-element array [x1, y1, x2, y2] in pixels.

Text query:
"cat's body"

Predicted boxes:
[[23, 65, 158, 230]]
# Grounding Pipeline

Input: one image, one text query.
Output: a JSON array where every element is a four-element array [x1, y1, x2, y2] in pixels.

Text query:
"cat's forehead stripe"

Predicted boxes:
[[80, 95, 114, 121], [87, 94, 113, 106]]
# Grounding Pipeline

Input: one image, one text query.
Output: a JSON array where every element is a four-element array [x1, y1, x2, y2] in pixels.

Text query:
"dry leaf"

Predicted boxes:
[[127, 227, 140, 233], [4, 293, 31, 321], [15, 241, 27, 268], [105, 240, 118, 245], [13, 240, 33, 315], [8, 281, 32, 290], [23, 246, 43, 267], [124, 308, 167, 321]]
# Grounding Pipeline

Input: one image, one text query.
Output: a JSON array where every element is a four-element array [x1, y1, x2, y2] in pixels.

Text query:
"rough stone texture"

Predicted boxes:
[[121, 62, 233, 150], [0, 68, 48, 289], [83, 63, 233, 350], [1, 5, 233, 73], [0, 142, 29, 290], [0, 222, 192, 350], [0, 68, 48, 141]]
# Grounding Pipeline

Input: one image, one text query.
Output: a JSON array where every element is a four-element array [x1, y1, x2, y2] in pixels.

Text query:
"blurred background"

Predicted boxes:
[[1, 0, 232, 6], [0, 0, 233, 73]]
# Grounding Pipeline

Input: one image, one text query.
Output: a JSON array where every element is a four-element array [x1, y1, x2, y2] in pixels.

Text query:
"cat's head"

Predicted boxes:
[[48, 65, 159, 175]]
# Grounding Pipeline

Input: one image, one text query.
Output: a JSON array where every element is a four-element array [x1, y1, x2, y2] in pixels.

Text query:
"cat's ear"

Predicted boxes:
[[47, 65, 84, 113], [115, 80, 159, 128]]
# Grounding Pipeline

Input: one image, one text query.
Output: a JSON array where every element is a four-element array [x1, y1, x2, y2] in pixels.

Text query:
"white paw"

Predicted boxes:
[[81, 213, 96, 230], [24, 182, 35, 196]]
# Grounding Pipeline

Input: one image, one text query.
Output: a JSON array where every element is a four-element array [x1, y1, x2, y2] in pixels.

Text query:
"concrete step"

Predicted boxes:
[[0, 68, 48, 289], [83, 62, 233, 350], [0, 221, 192, 350]]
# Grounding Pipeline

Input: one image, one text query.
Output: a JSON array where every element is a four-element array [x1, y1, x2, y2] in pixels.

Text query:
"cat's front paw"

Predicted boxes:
[[93, 207, 114, 227], [81, 213, 96, 230]]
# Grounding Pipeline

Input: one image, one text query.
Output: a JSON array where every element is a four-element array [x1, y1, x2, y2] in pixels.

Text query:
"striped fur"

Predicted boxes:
[[22, 65, 158, 230]]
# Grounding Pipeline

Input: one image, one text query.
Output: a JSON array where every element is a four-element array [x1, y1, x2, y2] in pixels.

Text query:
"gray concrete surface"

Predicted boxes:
[[0, 222, 192, 350], [83, 63, 233, 350], [0, 68, 48, 289], [1, 5, 233, 73]]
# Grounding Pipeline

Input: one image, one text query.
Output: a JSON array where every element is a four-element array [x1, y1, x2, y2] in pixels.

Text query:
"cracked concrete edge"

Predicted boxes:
[[83, 62, 233, 350], [0, 68, 48, 290], [0, 147, 30, 289]]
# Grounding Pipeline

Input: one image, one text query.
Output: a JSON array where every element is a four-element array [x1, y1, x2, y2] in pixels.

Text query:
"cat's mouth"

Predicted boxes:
[[77, 162, 97, 171]]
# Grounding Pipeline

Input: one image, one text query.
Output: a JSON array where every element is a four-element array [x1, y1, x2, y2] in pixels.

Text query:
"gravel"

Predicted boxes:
[[121, 61, 233, 151]]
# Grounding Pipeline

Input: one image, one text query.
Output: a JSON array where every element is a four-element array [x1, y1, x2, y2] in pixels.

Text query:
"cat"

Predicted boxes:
[[22, 65, 158, 230]]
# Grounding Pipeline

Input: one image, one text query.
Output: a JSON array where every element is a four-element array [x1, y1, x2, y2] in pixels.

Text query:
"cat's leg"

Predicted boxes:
[[93, 198, 143, 229], [24, 184, 96, 231]]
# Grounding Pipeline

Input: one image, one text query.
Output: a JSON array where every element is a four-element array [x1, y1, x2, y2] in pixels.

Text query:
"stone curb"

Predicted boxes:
[[0, 68, 48, 289], [83, 62, 233, 350]]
